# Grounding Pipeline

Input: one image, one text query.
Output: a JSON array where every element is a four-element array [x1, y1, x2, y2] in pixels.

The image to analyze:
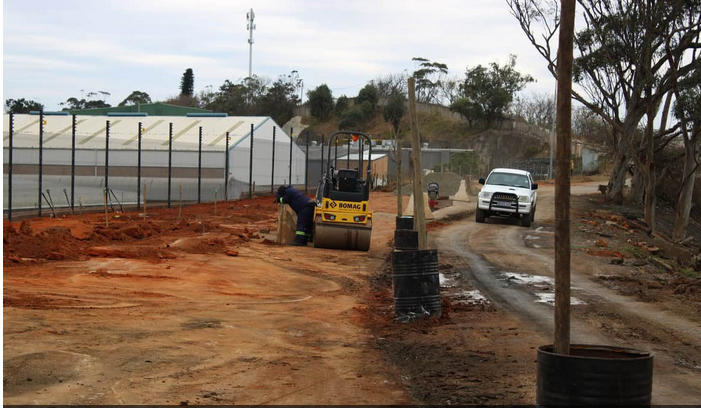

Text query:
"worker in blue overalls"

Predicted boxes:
[[276, 185, 315, 246]]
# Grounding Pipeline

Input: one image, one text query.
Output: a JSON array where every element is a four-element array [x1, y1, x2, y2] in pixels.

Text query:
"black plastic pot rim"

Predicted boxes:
[[538, 344, 653, 361]]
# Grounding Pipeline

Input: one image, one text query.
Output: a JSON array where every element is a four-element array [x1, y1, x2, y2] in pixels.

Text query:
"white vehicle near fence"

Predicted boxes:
[[476, 168, 538, 227]]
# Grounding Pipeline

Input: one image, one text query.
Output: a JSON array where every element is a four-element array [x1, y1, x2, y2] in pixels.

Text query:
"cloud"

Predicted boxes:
[[4, 0, 559, 109], [4, 54, 96, 72]]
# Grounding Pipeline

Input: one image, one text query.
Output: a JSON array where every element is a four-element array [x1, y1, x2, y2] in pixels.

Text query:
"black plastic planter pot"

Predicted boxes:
[[536, 344, 653, 406], [395, 215, 414, 230], [392, 249, 441, 318], [394, 229, 419, 250]]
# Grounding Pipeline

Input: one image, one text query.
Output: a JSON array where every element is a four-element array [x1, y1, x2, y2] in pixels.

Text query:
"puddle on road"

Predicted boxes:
[[534, 292, 585, 306], [453, 289, 489, 305], [439, 273, 460, 288], [500, 272, 553, 286], [499, 272, 586, 306], [534, 226, 555, 234], [525, 227, 555, 249], [445, 288, 490, 306]]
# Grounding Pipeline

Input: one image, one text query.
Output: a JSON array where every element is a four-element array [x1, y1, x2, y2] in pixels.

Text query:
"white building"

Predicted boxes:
[[3, 113, 306, 209]]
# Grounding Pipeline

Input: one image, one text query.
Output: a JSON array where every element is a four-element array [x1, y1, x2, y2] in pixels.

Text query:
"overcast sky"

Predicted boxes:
[[3, 0, 558, 110]]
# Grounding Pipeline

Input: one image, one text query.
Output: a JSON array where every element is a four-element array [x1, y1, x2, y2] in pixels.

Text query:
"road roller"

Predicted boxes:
[[313, 131, 373, 251]]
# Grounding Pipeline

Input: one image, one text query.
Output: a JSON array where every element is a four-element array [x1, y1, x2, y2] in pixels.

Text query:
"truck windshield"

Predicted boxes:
[[486, 172, 530, 189]]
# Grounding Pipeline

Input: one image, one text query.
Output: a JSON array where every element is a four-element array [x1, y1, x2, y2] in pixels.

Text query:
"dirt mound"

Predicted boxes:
[[4, 224, 90, 265], [94, 220, 163, 241], [169, 236, 230, 255]]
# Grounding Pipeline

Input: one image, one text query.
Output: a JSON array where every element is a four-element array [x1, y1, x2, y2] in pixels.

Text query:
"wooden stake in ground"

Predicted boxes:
[[103, 189, 109, 227], [408, 77, 427, 249], [178, 185, 183, 221], [554, 0, 576, 356], [143, 183, 147, 220], [79, 196, 83, 219]]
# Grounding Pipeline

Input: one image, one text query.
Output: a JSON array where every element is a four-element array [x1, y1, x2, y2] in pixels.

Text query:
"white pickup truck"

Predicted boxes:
[[476, 168, 538, 227]]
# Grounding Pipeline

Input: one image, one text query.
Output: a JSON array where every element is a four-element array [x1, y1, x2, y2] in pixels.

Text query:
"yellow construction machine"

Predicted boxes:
[[313, 131, 373, 251]]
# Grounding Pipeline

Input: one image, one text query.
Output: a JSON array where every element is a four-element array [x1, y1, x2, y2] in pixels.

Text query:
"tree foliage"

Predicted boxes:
[[449, 98, 483, 128], [371, 73, 408, 99], [412, 57, 449, 104], [572, 106, 614, 146], [180, 68, 195, 97], [60, 97, 111, 110], [383, 93, 407, 133], [673, 69, 701, 132], [307, 84, 334, 121], [257, 77, 300, 126], [450, 55, 533, 127], [510, 92, 555, 128], [338, 105, 365, 130], [4, 98, 44, 114], [355, 84, 379, 110], [334, 95, 350, 116], [119, 91, 152, 107]]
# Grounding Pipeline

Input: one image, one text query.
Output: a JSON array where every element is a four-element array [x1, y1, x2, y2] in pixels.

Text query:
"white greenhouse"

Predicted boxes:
[[3, 113, 306, 211]]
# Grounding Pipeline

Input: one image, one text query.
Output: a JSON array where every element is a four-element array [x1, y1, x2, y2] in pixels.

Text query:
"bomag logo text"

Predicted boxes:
[[339, 202, 361, 210]]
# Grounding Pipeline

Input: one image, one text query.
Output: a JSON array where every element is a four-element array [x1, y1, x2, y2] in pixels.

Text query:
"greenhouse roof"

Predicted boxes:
[[3, 114, 280, 152]]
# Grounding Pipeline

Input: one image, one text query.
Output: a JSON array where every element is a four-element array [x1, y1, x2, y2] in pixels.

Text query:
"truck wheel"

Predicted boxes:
[[476, 208, 487, 223], [521, 209, 533, 227]]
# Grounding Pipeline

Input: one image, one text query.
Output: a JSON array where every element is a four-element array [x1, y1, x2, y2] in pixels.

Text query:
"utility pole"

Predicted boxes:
[[548, 86, 557, 180], [246, 9, 256, 80], [554, 0, 576, 356], [408, 77, 427, 250]]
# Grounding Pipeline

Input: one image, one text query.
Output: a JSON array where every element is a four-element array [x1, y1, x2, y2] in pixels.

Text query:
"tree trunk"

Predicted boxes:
[[630, 166, 645, 203], [607, 142, 629, 204], [643, 58, 655, 231], [643, 166, 656, 229], [673, 144, 697, 241]]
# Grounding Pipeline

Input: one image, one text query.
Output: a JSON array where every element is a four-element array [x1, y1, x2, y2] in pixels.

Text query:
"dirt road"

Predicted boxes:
[[437, 183, 701, 404], [3, 194, 410, 405]]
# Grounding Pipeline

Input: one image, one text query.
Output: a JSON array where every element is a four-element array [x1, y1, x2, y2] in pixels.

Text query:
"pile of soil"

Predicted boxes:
[[4, 221, 91, 265], [188, 237, 228, 254]]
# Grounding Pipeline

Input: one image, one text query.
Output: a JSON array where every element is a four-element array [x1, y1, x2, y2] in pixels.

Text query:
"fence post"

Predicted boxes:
[[8, 112, 13, 221], [320, 133, 324, 181], [168, 122, 173, 208], [359, 138, 364, 179], [271, 126, 276, 194], [305, 131, 310, 195], [225, 131, 230, 202], [198, 126, 203, 204], [288, 127, 293, 185], [70, 114, 76, 214], [105, 120, 110, 199], [249, 123, 254, 199], [137, 121, 142, 210], [347, 138, 351, 168], [38, 111, 44, 217]]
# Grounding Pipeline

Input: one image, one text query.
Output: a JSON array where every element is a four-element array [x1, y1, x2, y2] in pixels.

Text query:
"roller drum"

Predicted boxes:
[[313, 218, 372, 251]]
